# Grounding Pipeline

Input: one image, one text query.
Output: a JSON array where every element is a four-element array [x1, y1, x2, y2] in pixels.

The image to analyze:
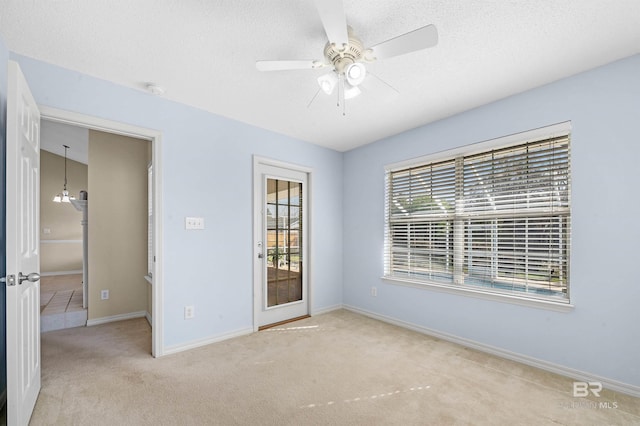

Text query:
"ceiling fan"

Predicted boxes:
[[256, 0, 438, 113]]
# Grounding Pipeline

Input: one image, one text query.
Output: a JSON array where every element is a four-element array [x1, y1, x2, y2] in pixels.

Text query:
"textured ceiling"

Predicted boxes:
[[2, 1, 639, 152]]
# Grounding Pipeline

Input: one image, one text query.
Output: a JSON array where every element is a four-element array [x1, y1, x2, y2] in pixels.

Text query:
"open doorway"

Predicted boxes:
[[38, 107, 164, 358], [39, 122, 88, 331], [40, 121, 152, 335]]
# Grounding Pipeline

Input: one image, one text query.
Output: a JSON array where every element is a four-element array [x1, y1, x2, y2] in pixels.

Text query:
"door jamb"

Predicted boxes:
[[38, 106, 165, 357], [252, 155, 313, 332]]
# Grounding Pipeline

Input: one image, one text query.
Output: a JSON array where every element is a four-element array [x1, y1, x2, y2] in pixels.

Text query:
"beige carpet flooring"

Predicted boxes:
[[31, 310, 639, 425]]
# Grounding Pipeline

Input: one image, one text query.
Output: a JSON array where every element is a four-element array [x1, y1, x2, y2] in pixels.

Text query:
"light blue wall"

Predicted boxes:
[[7, 47, 639, 389], [0, 34, 9, 415], [343, 54, 640, 387], [10, 54, 343, 348]]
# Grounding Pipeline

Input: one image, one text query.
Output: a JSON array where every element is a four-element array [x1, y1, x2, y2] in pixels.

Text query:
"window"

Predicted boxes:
[[384, 125, 571, 303]]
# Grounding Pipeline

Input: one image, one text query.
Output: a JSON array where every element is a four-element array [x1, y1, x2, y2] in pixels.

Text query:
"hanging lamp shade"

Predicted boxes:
[[53, 144, 75, 203]]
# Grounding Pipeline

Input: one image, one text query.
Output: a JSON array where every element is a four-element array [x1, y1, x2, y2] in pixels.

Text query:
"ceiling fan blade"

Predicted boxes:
[[314, 0, 349, 46], [369, 24, 438, 61], [256, 60, 324, 72]]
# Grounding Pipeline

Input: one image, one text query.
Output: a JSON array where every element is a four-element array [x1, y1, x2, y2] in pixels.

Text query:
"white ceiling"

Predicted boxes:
[[41, 120, 89, 165], [2, 1, 639, 152]]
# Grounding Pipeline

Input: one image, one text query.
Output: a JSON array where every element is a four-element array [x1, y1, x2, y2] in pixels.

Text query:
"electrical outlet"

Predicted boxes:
[[184, 305, 195, 319], [101, 289, 109, 300], [185, 217, 205, 230], [371, 287, 377, 297]]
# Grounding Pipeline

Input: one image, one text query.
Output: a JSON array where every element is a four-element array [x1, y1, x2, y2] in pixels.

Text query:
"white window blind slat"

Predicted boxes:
[[385, 133, 571, 301]]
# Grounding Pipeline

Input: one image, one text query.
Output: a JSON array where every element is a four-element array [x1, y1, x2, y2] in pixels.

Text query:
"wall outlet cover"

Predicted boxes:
[[185, 217, 205, 230], [184, 305, 195, 319]]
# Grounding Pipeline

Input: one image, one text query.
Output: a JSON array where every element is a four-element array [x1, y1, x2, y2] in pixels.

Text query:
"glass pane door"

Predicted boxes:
[[266, 178, 303, 307]]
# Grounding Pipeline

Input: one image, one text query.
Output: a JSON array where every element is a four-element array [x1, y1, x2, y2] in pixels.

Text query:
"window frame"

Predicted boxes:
[[383, 122, 574, 311]]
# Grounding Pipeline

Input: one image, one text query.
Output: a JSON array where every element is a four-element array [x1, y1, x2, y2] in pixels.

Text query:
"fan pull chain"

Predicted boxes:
[[307, 88, 322, 109], [368, 71, 399, 94]]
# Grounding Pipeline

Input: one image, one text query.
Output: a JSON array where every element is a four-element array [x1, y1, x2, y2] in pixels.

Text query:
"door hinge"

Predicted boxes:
[[2, 274, 16, 286]]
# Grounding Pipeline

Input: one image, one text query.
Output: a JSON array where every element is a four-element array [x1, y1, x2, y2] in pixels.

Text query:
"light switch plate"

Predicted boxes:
[[185, 217, 205, 230]]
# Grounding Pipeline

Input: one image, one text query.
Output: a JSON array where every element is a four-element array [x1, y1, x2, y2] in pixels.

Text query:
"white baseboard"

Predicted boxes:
[[311, 304, 343, 316], [41, 270, 83, 277], [86, 311, 147, 326], [164, 306, 341, 356], [163, 327, 254, 356], [145, 312, 152, 327], [343, 304, 640, 398]]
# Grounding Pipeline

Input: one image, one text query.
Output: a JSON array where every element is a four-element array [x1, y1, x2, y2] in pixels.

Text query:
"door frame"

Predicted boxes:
[[252, 156, 313, 331], [38, 106, 165, 357]]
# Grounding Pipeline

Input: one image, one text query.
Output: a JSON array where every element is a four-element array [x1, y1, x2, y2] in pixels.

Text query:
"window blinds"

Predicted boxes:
[[387, 159, 457, 284], [386, 135, 570, 300]]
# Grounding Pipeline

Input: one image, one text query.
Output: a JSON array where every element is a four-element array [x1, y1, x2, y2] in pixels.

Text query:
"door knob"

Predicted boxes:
[[18, 272, 40, 285]]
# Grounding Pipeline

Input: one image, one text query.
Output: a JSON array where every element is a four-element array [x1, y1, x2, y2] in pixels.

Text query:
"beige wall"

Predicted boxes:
[[40, 150, 88, 274], [88, 130, 150, 321]]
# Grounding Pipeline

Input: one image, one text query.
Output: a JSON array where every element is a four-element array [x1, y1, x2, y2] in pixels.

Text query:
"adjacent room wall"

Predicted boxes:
[[88, 130, 150, 321], [343, 54, 640, 390], [40, 150, 87, 274], [10, 51, 344, 349]]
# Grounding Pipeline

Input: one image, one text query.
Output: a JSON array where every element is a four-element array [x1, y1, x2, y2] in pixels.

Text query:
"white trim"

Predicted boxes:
[[40, 270, 83, 277], [40, 239, 82, 244], [382, 277, 574, 312], [385, 121, 572, 172], [252, 155, 313, 332], [86, 311, 147, 326], [40, 106, 159, 141], [306, 168, 314, 326], [163, 328, 254, 356], [310, 304, 343, 316], [253, 155, 313, 174], [145, 312, 152, 327], [39, 106, 165, 358], [343, 305, 640, 398]]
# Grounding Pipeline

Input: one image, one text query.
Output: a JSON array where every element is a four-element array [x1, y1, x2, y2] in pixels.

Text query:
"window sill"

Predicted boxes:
[[381, 276, 574, 312]]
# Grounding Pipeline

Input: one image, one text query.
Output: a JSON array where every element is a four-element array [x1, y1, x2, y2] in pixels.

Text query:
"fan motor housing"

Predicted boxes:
[[324, 27, 364, 73]]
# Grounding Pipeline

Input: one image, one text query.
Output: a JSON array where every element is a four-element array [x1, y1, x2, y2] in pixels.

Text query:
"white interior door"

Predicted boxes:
[[6, 60, 41, 425], [254, 161, 309, 329]]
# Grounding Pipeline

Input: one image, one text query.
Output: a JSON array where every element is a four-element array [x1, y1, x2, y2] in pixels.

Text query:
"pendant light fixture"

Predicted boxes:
[[52, 145, 75, 203]]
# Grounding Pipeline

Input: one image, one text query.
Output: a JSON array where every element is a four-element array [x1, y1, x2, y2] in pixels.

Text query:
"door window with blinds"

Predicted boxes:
[[385, 125, 571, 302]]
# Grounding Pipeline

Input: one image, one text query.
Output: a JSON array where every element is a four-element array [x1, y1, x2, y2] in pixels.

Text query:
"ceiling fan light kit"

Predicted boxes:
[[318, 73, 338, 95], [346, 62, 366, 86], [343, 83, 361, 100], [256, 0, 438, 114]]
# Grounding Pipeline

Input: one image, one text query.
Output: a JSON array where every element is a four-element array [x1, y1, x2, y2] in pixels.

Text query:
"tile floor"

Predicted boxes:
[[40, 274, 87, 332]]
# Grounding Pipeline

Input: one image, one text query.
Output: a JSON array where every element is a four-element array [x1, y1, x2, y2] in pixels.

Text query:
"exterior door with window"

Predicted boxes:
[[254, 161, 308, 328], [6, 60, 42, 426]]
